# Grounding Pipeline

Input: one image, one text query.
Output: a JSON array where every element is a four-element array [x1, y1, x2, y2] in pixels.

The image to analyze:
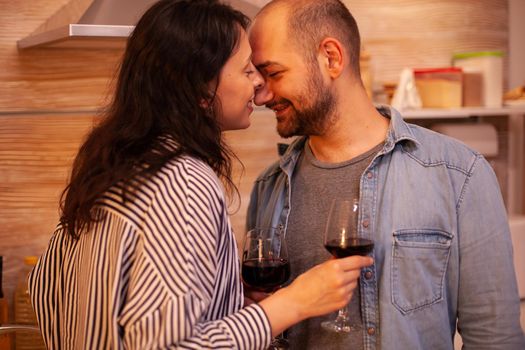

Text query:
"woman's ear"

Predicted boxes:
[[318, 37, 345, 79], [200, 98, 210, 109], [200, 90, 215, 111], [201, 81, 218, 110]]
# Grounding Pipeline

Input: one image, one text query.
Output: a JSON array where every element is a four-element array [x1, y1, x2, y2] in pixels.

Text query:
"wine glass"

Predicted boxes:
[[321, 199, 374, 333], [242, 227, 291, 349]]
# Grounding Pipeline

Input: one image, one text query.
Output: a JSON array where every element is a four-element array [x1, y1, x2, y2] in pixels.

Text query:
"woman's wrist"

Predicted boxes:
[[258, 286, 304, 337]]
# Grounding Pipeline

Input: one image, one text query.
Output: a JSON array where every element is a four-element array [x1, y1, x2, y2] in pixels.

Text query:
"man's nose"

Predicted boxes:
[[254, 81, 273, 106]]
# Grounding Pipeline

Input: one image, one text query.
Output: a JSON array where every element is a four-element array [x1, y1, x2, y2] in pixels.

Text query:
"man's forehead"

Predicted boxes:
[[249, 26, 280, 49], [249, 33, 286, 66], [249, 16, 288, 56]]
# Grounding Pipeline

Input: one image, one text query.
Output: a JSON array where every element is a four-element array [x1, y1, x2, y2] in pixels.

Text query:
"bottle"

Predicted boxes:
[[0, 256, 12, 350], [14, 256, 46, 350]]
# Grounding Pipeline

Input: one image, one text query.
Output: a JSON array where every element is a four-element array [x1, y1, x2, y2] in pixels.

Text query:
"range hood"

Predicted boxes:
[[17, 0, 262, 49]]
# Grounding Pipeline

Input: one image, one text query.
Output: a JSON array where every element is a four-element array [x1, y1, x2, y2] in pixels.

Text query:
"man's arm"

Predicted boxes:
[[456, 155, 525, 348]]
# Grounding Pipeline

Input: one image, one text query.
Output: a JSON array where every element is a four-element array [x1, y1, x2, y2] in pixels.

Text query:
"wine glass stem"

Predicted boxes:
[[269, 291, 289, 349], [334, 306, 350, 326]]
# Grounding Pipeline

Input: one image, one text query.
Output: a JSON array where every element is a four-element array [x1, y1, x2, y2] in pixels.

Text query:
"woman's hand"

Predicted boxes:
[[282, 256, 373, 319], [258, 255, 373, 337]]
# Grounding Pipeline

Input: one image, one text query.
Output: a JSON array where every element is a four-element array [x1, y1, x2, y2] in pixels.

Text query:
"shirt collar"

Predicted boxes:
[[377, 105, 420, 154]]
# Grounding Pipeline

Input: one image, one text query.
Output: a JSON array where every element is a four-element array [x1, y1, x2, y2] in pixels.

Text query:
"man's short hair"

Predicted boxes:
[[263, 0, 361, 77]]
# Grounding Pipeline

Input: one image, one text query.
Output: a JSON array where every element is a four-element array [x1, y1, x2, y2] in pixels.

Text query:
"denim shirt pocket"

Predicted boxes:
[[391, 229, 453, 314]]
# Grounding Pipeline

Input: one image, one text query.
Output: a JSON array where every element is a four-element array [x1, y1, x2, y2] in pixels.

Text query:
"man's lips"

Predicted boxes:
[[266, 102, 291, 117]]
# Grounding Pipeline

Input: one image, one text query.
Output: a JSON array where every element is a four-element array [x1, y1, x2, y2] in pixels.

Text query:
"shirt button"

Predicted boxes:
[[367, 172, 373, 179], [367, 327, 376, 335], [365, 271, 373, 279], [362, 219, 369, 228]]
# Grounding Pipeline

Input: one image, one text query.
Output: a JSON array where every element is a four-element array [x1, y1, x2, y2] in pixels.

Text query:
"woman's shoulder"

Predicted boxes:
[[99, 156, 222, 221], [149, 155, 225, 205], [158, 156, 221, 190]]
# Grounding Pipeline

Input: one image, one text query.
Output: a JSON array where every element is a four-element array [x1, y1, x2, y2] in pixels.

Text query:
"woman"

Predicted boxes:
[[28, 0, 372, 348]]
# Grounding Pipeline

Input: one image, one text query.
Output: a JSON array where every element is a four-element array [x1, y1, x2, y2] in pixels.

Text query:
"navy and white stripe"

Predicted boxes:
[[28, 155, 271, 349]]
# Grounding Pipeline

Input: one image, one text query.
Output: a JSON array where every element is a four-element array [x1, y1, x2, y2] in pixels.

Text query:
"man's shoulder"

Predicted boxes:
[[254, 159, 284, 183], [402, 123, 483, 174], [254, 137, 305, 183]]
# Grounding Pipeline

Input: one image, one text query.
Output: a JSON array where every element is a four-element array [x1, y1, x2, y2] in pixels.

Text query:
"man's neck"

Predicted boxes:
[[308, 91, 389, 163]]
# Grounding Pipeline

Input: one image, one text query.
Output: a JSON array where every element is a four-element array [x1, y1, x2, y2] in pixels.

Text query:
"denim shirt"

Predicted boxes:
[[246, 106, 525, 349]]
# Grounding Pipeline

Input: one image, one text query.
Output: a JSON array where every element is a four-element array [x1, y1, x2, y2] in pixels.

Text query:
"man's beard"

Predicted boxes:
[[273, 66, 337, 138]]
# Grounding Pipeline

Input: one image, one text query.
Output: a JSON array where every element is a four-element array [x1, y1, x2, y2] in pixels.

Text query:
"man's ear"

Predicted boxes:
[[318, 37, 345, 79]]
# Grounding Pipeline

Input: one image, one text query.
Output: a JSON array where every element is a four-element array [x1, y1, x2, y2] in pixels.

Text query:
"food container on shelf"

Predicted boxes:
[[452, 51, 504, 107], [413, 67, 463, 108]]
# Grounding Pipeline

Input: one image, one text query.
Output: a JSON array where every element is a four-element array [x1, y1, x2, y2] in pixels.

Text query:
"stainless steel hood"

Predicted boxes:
[[17, 0, 262, 49]]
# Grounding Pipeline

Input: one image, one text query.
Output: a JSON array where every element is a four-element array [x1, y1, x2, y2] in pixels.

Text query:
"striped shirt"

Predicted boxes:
[[28, 155, 271, 349]]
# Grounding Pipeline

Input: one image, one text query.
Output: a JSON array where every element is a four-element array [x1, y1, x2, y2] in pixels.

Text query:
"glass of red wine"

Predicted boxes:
[[242, 227, 291, 349], [322, 198, 374, 333]]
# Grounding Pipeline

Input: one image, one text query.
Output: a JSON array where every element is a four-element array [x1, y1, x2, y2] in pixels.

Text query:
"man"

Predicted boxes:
[[246, 0, 525, 349]]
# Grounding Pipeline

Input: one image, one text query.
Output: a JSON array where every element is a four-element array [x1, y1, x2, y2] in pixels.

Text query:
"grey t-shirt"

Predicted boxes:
[[285, 140, 383, 349]]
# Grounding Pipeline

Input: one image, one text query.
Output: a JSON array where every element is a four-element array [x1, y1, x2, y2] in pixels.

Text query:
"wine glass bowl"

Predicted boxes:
[[241, 227, 290, 293], [324, 237, 374, 258], [242, 227, 291, 349]]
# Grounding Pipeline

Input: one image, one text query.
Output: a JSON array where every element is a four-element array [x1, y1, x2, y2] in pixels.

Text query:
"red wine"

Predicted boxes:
[[324, 238, 374, 258], [242, 258, 291, 293]]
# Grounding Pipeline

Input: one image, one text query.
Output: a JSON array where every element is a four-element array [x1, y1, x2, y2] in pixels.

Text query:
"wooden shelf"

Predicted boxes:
[[401, 105, 525, 119]]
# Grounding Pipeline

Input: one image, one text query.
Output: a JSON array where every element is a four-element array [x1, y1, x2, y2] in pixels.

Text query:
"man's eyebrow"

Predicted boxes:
[[255, 61, 282, 70]]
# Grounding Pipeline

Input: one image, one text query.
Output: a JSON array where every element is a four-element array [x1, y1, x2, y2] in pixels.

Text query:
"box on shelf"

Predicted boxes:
[[453, 51, 503, 108], [414, 67, 463, 108], [461, 71, 484, 107]]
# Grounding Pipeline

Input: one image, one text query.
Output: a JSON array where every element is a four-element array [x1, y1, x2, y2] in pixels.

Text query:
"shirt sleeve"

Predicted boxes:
[[123, 295, 271, 350], [119, 160, 272, 349], [456, 155, 525, 348]]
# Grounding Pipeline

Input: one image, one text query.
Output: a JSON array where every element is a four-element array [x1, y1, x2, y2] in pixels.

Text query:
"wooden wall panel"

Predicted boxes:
[[0, 0, 122, 112], [0, 114, 96, 317]]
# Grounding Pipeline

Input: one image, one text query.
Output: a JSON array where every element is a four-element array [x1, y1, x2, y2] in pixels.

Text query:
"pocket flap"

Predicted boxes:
[[393, 229, 452, 248]]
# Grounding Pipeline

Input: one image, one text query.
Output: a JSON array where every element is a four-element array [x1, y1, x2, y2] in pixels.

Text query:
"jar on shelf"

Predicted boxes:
[[14, 256, 46, 350]]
